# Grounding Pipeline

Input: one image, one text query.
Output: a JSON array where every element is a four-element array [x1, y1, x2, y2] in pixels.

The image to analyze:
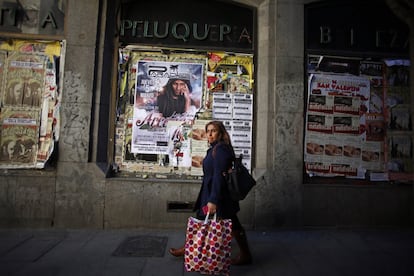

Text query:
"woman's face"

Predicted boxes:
[[7, 141, 15, 158], [13, 83, 23, 98], [171, 79, 187, 96], [206, 124, 219, 144]]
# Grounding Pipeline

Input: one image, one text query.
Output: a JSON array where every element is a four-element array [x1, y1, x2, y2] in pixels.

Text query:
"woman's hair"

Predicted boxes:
[[157, 78, 192, 116]]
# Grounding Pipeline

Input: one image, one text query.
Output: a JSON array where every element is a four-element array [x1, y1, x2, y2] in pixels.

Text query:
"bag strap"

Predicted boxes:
[[203, 212, 217, 224], [232, 154, 243, 169]]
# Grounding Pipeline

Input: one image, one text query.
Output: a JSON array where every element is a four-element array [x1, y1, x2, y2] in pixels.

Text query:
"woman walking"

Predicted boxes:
[[169, 120, 252, 265]]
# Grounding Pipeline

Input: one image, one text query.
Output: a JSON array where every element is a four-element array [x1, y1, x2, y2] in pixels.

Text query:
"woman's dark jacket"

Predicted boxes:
[[194, 141, 240, 218]]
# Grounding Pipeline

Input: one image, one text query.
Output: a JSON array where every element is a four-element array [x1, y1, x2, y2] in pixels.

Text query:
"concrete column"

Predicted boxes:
[[54, 0, 105, 228]]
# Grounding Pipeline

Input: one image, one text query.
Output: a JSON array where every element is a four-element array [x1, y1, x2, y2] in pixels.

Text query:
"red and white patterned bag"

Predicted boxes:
[[184, 213, 232, 275]]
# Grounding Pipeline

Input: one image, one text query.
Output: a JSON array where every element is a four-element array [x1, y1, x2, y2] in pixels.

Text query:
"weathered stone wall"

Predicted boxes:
[[0, 171, 55, 227], [0, 0, 412, 229], [304, 184, 413, 226], [46, 0, 101, 228], [252, 0, 305, 227]]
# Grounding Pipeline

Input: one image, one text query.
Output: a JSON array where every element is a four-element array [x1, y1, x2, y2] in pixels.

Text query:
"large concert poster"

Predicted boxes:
[[131, 61, 203, 154]]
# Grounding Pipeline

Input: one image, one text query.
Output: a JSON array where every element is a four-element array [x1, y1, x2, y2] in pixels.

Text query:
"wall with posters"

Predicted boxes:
[[305, 58, 413, 181], [0, 0, 102, 228], [0, 0, 412, 229], [113, 49, 254, 177], [0, 40, 63, 169], [303, 0, 414, 226]]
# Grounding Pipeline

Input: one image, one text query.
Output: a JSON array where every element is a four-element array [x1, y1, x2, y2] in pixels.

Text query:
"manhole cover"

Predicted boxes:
[[112, 235, 168, 257]]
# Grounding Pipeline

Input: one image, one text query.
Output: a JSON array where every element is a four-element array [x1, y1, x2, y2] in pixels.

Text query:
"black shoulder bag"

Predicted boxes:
[[224, 154, 256, 201]]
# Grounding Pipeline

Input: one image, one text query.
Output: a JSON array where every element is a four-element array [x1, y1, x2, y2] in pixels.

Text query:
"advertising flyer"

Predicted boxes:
[[308, 73, 369, 105], [384, 61, 413, 180], [305, 73, 371, 177], [131, 108, 169, 154], [212, 93, 233, 120], [233, 93, 253, 120], [231, 120, 252, 149], [0, 107, 39, 168], [308, 94, 334, 114], [388, 135, 413, 173], [114, 48, 255, 176], [134, 60, 203, 118], [0, 40, 62, 169], [207, 52, 253, 93], [132, 60, 204, 154], [167, 121, 191, 168], [366, 113, 386, 142], [361, 141, 383, 171], [190, 119, 209, 176], [3, 52, 46, 107]]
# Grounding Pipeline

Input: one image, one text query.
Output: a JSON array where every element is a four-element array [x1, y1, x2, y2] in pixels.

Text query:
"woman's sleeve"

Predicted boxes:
[[208, 144, 232, 204]]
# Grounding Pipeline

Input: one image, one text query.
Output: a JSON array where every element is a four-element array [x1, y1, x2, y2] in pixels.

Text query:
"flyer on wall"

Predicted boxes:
[[190, 119, 209, 176], [131, 60, 204, 154], [305, 73, 371, 177], [0, 107, 40, 168]]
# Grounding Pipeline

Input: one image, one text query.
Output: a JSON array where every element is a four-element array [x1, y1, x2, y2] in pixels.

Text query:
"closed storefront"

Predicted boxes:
[[303, 0, 413, 226], [0, 0, 412, 229]]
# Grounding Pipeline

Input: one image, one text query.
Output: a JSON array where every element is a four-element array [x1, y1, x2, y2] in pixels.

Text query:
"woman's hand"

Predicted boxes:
[[181, 83, 190, 98], [207, 202, 217, 214], [181, 83, 191, 112]]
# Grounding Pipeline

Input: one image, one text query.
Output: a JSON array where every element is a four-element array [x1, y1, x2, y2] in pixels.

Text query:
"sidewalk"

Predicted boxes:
[[1, 227, 413, 276]]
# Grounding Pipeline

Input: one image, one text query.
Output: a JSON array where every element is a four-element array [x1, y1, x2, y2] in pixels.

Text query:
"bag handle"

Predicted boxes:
[[203, 212, 217, 224]]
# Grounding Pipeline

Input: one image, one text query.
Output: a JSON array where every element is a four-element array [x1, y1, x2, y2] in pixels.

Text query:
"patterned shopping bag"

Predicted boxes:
[[184, 214, 232, 275]]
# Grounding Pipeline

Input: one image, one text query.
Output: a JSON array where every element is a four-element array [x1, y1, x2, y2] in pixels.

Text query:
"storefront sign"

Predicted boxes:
[[305, 1, 409, 55], [120, 0, 255, 52], [0, 0, 65, 36]]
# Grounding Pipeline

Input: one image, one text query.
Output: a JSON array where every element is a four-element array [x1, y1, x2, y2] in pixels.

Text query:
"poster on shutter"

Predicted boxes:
[[131, 109, 169, 154], [366, 113, 385, 141], [190, 119, 209, 176], [306, 113, 333, 134], [233, 93, 253, 120], [333, 115, 363, 135], [361, 141, 383, 170], [231, 120, 252, 149], [308, 74, 370, 111], [3, 52, 46, 107], [212, 93, 233, 120], [0, 107, 39, 168], [308, 94, 334, 114], [167, 121, 191, 168], [132, 61, 203, 154], [207, 52, 253, 93], [388, 135, 413, 173], [134, 60, 203, 119], [305, 74, 371, 177]]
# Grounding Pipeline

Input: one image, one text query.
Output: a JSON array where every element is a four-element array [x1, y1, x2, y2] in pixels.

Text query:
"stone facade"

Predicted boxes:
[[0, 0, 412, 229]]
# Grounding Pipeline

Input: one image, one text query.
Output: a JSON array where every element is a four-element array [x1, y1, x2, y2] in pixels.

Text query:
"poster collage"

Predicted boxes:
[[305, 55, 412, 181], [114, 47, 254, 177], [0, 39, 63, 169]]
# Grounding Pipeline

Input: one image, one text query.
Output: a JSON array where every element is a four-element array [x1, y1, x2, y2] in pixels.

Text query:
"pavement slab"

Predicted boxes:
[[0, 228, 413, 276]]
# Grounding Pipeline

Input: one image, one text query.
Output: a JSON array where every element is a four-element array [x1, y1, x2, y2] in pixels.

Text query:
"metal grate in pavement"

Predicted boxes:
[[112, 235, 168, 257]]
